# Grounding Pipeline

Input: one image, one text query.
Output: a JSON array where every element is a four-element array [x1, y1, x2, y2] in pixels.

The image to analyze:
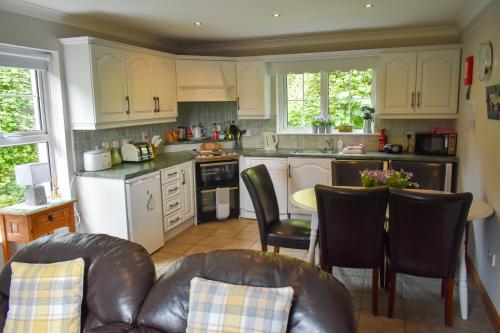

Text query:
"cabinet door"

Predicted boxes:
[[126, 52, 156, 120], [91, 45, 129, 123], [154, 56, 177, 119], [181, 161, 195, 220], [288, 158, 332, 215], [236, 61, 269, 119], [415, 50, 460, 115], [379, 52, 417, 115]]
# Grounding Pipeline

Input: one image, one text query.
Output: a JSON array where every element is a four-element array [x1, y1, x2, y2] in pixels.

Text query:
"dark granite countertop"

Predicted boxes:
[[165, 138, 231, 145], [77, 151, 196, 180], [78, 149, 457, 180]]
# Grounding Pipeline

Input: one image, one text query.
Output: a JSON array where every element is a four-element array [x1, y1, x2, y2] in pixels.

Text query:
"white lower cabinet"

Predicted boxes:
[[239, 157, 289, 219], [288, 158, 332, 215], [161, 161, 195, 231]]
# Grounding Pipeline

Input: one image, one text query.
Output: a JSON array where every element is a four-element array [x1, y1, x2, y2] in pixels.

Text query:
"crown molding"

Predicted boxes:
[[456, 0, 491, 29], [182, 26, 460, 55], [0, 0, 183, 52]]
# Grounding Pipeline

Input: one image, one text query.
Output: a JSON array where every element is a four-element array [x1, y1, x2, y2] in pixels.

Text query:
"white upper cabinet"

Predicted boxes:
[[236, 61, 270, 119], [176, 60, 236, 102], [153, 56, 177, 119], [379, 47, 460, 119], [415, 50, 460, 115], [126, 52, 156, 120], [91, 45, 129, 123], [60, 37, 177, 130]]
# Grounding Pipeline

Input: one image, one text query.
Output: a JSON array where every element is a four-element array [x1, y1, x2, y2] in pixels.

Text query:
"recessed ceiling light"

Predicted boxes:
[[193, 22, 202, 26], [364, 3, 373, 8], [272, 13, 281, 17]]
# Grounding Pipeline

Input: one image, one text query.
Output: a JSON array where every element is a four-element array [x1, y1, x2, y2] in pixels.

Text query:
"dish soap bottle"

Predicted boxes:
[[337, 138, 344, 153]]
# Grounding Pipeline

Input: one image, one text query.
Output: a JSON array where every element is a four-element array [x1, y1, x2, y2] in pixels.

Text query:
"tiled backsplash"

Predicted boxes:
[[72, 101, 456, 169]]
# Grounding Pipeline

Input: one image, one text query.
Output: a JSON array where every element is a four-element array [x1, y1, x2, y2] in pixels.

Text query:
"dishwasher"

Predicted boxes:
[[240, 157, 288, 219]]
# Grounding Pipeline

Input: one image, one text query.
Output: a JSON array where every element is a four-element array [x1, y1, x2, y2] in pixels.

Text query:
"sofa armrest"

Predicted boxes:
[[85, 323, 134, 333]]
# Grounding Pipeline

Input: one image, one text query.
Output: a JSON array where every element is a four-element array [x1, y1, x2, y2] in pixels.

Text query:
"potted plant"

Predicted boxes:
[[312, 114, 331, 133], [311, 115, 322, 133], [362, 105, 375, 134], [337, 123, 353, 132], [360, 169, 420, 189], [325, 118, 335, 133]]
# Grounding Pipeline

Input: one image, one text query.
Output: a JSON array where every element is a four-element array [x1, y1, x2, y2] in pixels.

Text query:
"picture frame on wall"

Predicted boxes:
[[486, 84, 500, 121]]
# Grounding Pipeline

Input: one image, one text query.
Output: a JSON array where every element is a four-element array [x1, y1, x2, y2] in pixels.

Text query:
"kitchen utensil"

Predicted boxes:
[[191, 124, 206, 139], [262, 132, 278, 150], [83, 149, 112, 171], [384, 144, 403, 154]]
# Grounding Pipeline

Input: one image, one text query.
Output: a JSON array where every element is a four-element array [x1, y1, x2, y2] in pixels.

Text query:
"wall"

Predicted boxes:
[[457, 0, 500, 312]]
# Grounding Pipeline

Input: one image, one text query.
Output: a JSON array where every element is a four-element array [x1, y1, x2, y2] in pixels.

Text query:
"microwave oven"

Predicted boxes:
[[415, 133, 457, 156]]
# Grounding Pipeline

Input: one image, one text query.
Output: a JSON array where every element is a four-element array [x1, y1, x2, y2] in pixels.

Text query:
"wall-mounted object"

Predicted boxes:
[[486, 84, 500, 120], [477, 42, 493, 81], [464, 56, 474, 86]]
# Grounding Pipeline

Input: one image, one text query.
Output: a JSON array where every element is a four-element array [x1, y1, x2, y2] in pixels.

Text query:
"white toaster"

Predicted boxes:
[[83, 149, 112, 171]]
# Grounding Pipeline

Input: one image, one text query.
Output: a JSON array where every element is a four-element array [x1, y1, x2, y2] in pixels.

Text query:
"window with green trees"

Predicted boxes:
[[283, 69, 373, 132], [0, 66, 50, 208]]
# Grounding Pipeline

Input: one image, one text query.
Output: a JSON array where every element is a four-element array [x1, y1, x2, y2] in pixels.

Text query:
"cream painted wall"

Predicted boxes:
[[457, 0, 500, 312]]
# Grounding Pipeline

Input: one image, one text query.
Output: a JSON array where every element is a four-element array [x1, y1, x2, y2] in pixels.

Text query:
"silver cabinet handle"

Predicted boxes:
[[168, 187, 178, 192], [125, 96, 130, 114], [169, 202, 180, 208], [288, 164, 291, 179], [417, 92, 421, 107], [153, 97, 158, 112], [181, 169, 186, 185], [157, 97, 160, 112], [171, 217, 180, 223], [237, 97, 240, 110], [411, 92, 415, 108], [200, 186, 238, 194], [167, 172, 178, 176]]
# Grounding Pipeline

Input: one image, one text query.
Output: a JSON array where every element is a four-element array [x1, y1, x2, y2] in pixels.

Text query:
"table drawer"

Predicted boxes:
[[162, 180, 181, 199], [33, 206, 70, 229], [163, 195, 182, 216], [162, 165, 180, 184], [164, 211, 182, 231]]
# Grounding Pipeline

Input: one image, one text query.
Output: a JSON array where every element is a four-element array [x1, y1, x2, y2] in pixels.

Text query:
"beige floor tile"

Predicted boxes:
[[172, 233, 206, 245], [158, 242, 193, 255], [220, 239, 256, 250], [197, 236, 226, 248], [357, 310, 405, 333], [233, 230, 260, 242], [184, 245, 218, 256], [333, 274, 366, 294], [151, 252, 181, 266]]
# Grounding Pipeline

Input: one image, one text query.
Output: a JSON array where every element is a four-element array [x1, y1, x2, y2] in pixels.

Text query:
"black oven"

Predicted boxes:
[[195, 160, 239, 223]]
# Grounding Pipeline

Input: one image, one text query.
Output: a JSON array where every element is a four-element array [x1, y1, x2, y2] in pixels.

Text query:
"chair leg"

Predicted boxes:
[[273, 246, 280, 254], [441, 279, 446, 298], [445, 278, 454, 327], [384, 260, 390, 291], [372, 267, 379, 316], [387, 271, 397, 318], [380, 257, 386, 289], [261, 243, 268, 252]]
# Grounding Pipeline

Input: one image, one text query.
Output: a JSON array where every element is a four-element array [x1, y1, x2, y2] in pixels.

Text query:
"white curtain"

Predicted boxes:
[[0, 45, 51, 70], [266, 55, 379, 75]]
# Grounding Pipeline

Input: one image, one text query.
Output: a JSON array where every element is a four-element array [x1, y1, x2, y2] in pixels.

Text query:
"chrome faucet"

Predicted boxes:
[[325, 138, 334, 152]]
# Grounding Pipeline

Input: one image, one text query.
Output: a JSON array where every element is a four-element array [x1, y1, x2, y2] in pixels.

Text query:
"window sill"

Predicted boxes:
[[277, 131, 379, 136]]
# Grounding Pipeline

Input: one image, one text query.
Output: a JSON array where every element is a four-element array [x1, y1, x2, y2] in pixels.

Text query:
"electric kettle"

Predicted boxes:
[[262, 132, 278, 151], [191, 124, 206, 139]]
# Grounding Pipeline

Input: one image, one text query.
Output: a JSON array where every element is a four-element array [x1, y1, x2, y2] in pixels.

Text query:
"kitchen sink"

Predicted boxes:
[[291, 149, 335, 155]]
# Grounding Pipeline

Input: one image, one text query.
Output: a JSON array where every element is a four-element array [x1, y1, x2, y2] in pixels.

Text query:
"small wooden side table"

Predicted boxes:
[[0, 199, 76, 263]]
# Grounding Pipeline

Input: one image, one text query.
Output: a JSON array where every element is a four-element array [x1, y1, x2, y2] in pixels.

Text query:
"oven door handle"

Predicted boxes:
[[199, 161, 238, 167], [200, 186, 238, 194]]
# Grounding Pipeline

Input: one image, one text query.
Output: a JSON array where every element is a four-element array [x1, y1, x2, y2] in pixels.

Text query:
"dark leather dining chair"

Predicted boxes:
[[332, 160, 384, 186], [315, 184, 388, 315], [241, 164, 311, 253], [389, 160, 447, 190], [386, 188, 472, 326]]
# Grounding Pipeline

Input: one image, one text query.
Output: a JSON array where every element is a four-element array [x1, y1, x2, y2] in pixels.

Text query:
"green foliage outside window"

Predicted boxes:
[[0, 67, 42, 208], [286, 69, 373, 130]]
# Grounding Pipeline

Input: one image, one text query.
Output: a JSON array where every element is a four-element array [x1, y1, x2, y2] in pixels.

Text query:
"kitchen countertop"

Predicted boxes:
[[78, 151, 196, 180], [78, 149, 457, 180]]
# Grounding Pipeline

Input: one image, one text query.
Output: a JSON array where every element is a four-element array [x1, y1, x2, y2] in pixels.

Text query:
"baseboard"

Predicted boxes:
[[466, 253, 500, 332]]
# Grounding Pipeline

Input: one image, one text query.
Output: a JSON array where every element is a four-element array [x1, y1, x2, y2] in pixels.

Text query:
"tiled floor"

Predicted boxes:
[[151, 219, 494, 333]]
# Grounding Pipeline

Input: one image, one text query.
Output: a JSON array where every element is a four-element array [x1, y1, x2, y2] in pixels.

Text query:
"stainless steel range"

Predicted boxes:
[[195, 150, 240, 223]]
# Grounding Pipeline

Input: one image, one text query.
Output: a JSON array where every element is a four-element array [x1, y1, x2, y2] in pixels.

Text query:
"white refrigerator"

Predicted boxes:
[[125, 171, 164, 254]]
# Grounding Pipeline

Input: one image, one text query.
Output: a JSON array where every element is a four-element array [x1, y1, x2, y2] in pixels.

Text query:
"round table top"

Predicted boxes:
[[290, 187, 495, 221]]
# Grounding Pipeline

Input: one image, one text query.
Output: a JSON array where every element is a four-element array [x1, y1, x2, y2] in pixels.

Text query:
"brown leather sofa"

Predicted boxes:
[[0, 233, 356, 333]]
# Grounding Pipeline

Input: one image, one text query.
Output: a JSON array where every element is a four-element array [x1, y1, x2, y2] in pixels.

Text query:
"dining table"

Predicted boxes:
[[289, 186, 494, 321]]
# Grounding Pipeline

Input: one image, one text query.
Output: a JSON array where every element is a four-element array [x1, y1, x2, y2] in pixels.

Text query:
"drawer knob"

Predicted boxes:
[[48, 215, 54, 222], [168, 187, 178, 192]]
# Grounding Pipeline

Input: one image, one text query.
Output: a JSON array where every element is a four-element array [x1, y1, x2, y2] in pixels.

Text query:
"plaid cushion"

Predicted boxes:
[[4, 258, 85, 333], [187, 277, 294, 333]]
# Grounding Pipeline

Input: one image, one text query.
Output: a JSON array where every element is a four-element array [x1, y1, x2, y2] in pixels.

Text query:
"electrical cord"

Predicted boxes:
[[70, 169, 83, 227]]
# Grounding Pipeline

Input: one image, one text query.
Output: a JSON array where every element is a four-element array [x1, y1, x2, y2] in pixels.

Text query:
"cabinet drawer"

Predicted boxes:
[[161, 166, 180, 184], [164, 211, 182, 231], [33, 207, 69, 229], [162, 180, 181, 199], [163, 195, 182, 216]]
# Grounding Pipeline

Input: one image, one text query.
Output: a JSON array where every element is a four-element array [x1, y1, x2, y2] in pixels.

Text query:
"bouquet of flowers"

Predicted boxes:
[[362, 105, 375, 120], [360, 169, 420, 189], [312, 114, 331, 126]]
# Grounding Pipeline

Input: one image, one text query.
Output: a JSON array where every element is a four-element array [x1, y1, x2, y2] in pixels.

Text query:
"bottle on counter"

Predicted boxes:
[[378, 129, 387, 152], [337, 138, 344, 153]]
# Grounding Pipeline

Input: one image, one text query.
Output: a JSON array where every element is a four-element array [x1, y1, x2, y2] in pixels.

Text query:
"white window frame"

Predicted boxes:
[[277, 70, 376, 134]]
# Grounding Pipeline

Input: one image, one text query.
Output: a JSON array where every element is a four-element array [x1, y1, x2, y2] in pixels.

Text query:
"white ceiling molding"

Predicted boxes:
[[182, 26, 460, 56], [0, 0, 183, 53], [456, 0, 491, 29]]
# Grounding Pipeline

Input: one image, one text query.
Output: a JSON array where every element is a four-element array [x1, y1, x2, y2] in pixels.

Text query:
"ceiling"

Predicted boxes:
[[2, 0, 487, 44]]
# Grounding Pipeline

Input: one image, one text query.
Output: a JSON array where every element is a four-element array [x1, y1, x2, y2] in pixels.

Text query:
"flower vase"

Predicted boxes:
[[363, 119, 372, 134], [312, 125, 319, 133], [326, 125, 333, 133], [318, 125, 326, 133]]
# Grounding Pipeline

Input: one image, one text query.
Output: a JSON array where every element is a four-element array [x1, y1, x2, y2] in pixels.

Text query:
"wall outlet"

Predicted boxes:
[[488, 250, 496, 267], [405, 131, 415, 139]]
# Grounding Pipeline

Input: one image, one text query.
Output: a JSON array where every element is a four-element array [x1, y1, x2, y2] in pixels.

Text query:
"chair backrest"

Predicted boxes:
[[389, 160, 446, 190], [388, 189, 472, 278], [332, 160, 384, 186], [240, 164, 280, 241], [137, 250, 356, 333], [0, 233, 155, 331], [315, 185, 388, 270]]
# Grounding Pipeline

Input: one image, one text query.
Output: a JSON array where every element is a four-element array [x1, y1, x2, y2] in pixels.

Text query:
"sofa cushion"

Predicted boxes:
[[136, 250, 356, 333], [4, 258, 85, 333], [187, 277, 293, 333]]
